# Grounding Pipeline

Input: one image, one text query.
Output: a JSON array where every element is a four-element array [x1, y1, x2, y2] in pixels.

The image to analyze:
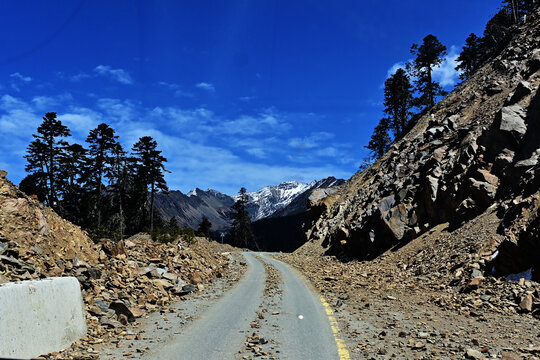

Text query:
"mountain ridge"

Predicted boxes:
[[153, 177, 344, 232]]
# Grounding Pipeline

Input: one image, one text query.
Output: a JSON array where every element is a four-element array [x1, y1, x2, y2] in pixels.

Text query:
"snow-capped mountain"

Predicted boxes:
[[237, 181, 312, 221], [268, 177, 345, 218], [251, 177, 345, 251], [153, 177, 344, 232]]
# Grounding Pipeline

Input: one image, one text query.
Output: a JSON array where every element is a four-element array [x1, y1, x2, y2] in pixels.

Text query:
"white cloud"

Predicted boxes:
[[200, 110, 291, 137], [0, 90, 355, 195], [246, 148, 267, 158], [96, 98, 137, 125], [195, 82, 215, 92], [432, 46, 460, 87], [386, 62, 407, 78], [239, 96, 256, 102], [31, 93, 73, 110], [158, 81, 193, 97], [289, 131, 334, 149], [94, 65, 133, 84], [59, 112, 101, 138], [70, 72, 91, 82], [316, 146, 340, 157], [10, 72, 32, 82], [385, 46, 460, 88], [0, 94, 30, 111]]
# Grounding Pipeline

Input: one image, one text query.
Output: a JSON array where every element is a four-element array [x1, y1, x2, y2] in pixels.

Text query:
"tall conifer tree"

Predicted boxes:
[[455, 33, 482, 81], [383, 68, 413, 139], [58, 143, 87, 223], [230, 187, 255, 248], [24, 112, 70, 208], [408, 35, 447, 110], [365, 118, 391, 160], [131, 136, 168, 231], [85, 123, 120, 227]]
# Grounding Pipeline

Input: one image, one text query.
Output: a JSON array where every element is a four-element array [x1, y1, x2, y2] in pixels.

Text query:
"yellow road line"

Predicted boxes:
[[319, 295, 351, 360]]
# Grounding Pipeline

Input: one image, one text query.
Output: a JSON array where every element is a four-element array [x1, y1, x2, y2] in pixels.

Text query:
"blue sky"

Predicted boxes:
[[0, 1, 500, 194]]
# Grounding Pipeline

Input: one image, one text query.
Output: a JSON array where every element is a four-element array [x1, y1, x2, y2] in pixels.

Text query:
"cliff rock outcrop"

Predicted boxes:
[[304, 11, 540, 280]]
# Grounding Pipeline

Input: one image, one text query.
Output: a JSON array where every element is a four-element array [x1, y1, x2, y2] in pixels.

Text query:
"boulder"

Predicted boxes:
[[507, 81, 532, 105], [519, 293, 533, 312], [500, 104, 527, 138], [109, 300, 136, 322], [381, 204, 408, 241]]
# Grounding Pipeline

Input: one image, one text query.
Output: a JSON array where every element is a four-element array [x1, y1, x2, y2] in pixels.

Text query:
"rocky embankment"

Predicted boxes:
[[304, 10, 540, 284], [280, 247, 540, 359], [0, 170, 235, 359]]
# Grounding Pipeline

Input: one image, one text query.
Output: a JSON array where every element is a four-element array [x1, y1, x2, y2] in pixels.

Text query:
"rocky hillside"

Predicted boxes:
[[0, 170, 235, 359], [0, 169, 98, 271], [303, 10, 540, 281], [154, 189, 235, 231]]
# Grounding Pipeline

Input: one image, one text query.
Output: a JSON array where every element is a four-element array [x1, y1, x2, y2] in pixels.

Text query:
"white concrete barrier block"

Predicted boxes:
[[0, 277, 87, 359]]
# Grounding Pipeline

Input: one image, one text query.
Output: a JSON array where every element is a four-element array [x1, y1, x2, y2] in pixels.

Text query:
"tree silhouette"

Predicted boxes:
[[198, 216, 212, 237], [58, 143, 87, 223], [455, 33, 482, 81], [365, 118, 391, 160], [408, 35, 447, 110], [384, 68, 413, 139], [107, 143, 129, 239], [131, 136, 169, 231], [230, 187, 255, 248], [84, 123, 120, 227], [24, 112, 70, 208]]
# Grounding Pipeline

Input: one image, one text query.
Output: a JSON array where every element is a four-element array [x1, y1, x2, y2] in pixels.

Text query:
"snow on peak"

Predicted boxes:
[[186, 188, 199, 197], [241, 181, 311, 221]]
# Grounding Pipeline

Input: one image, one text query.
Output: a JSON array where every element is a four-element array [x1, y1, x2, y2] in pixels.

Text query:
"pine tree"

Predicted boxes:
[[131, 136, 169, 231], [503, 0, 538, 23], [19, 173, 47, 201], [84, 123, 120, 227], [107, 143, 128, 240], [455, 33, 482, 81], [383, 68, 413, 139], [365, 118, 391, 160], [230, 187, 255, 248], [198, 216, 212, 237], [58, 143, 87, 223], [481, 9, 514, 59], [23, 140, 48, 200], [408, 35, 448, 110], [24, 112, 70, 208]]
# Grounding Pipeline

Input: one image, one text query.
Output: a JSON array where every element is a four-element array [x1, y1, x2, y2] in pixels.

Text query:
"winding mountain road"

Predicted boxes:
[[140, 252, 347, 360]]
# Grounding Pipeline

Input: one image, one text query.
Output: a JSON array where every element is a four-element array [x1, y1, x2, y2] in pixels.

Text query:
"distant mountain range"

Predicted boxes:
[[153, 177, 344, 232]]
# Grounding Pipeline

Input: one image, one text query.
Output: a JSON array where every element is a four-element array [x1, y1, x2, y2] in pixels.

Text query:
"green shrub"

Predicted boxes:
[[149, 227, 196, 245]]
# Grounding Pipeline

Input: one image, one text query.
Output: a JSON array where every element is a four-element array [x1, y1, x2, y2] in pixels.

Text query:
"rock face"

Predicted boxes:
[[154, 189, 235, 231], [303, 10, 540, 281]]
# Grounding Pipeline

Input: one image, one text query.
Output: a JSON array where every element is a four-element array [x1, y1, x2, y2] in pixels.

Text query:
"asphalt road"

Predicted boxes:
[[144, 252, 342, 360]]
